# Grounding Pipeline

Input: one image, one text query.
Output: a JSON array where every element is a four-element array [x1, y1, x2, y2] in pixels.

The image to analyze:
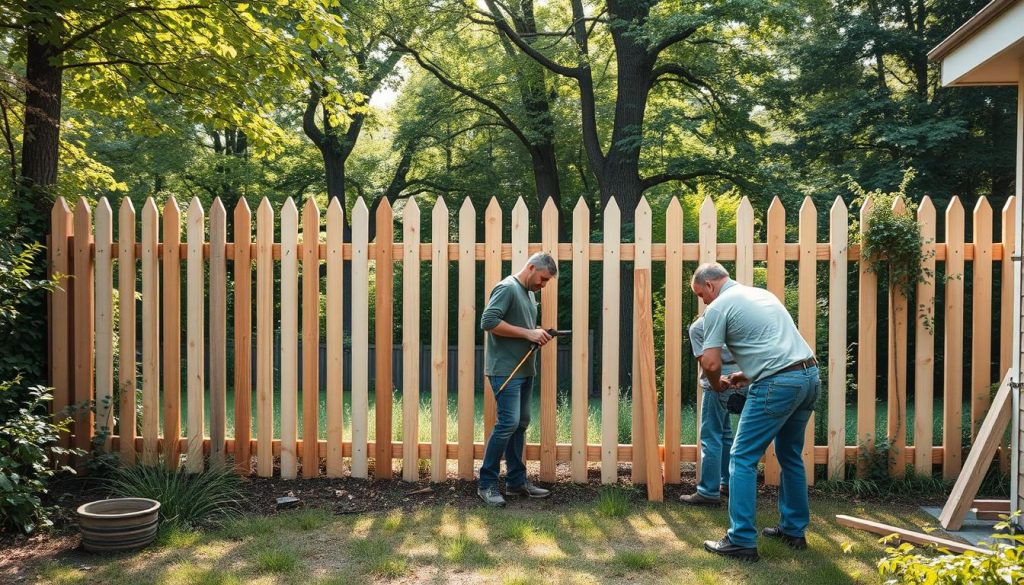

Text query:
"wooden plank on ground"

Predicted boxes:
[[118, 198, 137, 465], [998, 197, 1015, 473], [972, 499, 1010, 512], [402, 198, 421, 481], [431, 198, 450, 482], [798, 197, 817, 485], [326, 198, 345, 477], [828, 197, 848, 480], [857, 197, 877, 478], [95, 198, 113, 453], [887, 198, 908, 478], [835, 515, 993, 555], [601, 199, 621, 484], [141, 199, 160, 466], [943, 197, 965, 481], [280, 198, 298, 480], [209, 199, 227, 468], [635, 269, 663, 501], [256, 198, 275, 477], [302, 198, 321, 478], [632, 197, 652, 484], [970, 197, 992, 439], [939, 374, 1012, 531], [458, 198, 476, 480], [663, 197, 682, 484], [540, 199, 559, 482], [483, 198, 502, 440], [162, 197, 181, 469], [233, 199, 253, 474], [764, 196, 784, 485], [51, 199, 73, 455], [571, 198, 591, 483], [351, 198, 370, 478], [74, 198, 95, 456], [375, 198, 394, 479], [186, 197, 205, 474], [914, 198, 936, 475]]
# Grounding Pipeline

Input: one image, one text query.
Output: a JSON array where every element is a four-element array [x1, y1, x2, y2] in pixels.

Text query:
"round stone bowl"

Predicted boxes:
[[77, 498, 161, 553]]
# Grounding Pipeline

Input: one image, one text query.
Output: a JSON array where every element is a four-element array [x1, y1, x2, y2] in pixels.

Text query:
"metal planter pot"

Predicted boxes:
[[77, 498, 161, 553]]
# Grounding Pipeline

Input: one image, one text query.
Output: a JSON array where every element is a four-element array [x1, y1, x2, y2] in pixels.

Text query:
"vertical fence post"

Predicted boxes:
[[95, 198, 113, 453], [971, 197, 993, 439], [431, 198, 449, 482], [696, 196, 717, 483], [828, 197, 848, 480], [141, 199, 160, 466], [280, 198, 298, 480], [632, 197, 652, 484], [914, 197, 936, 475], [185, 197, 205, 474], [483, 199, 502, 441], [857, 197, 877, 478], [764, 197, 784, 485], [162, 198, 181, 469], [572, 198, 591, 483], [663, 198, 682, 484], [256, 198, 275, 477], [601, 198, 621, 484], [375, 199, 394, 480], [209, 199, 227, 468], [326, 198, 346, 477], [888, 198, 908, 478], [999, 196, 1016, 472], [540, 199, 559, 482], [350, 198, 370, 479], [233, 199, 253, 474], [798, 197, 817, 484], [401, 198, 421, 481], [944, 197, 965, 480], [118, 198, 137, 465], [73, 198, 95, 457], [457, 198, 476, 480], [302, 198, 321, 478], [51, 198, 73, 456]]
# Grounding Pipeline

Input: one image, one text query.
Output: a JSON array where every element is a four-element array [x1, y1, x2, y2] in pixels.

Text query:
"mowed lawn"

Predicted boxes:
[[32, 495, 943, 584]]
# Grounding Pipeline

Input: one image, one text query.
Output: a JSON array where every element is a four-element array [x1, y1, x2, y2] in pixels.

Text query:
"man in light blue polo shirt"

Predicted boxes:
[[690, 262, 819, 563]]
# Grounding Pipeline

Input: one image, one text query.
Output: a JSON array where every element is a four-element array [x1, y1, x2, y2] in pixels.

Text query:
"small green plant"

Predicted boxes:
[[614, 550, 658, 571], [440, 533, 491, 566], [254, 548, 298, 573], [368, 555, 409, 579], [104, 463, 244, 528], [596, 485, 632, 517]]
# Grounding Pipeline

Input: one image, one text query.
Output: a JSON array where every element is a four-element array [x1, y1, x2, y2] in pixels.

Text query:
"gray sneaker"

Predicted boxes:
[[505, 481, 551, 499], [477, 485, 506, 507], [679, 492, 721, 506]]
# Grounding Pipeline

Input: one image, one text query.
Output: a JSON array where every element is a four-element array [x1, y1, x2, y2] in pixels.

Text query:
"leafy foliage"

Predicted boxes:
[[103, 464, 245, 528]]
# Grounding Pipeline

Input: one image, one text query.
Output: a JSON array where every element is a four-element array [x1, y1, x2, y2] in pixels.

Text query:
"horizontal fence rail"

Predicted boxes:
[[49, 194, 1017, 491]]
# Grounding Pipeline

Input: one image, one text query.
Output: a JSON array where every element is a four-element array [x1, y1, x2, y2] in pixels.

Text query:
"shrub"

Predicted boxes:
[[104, 464, 245, 528]]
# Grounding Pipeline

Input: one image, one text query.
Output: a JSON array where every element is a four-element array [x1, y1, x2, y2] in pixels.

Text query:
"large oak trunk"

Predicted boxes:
[[19, 29, 63, 243]]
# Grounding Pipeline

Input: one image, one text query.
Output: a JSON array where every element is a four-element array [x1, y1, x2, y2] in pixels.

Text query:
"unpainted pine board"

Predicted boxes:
[[798, 197, 816, 485], [233, 199, 253, 474], [95, 198, 114, 453], [696, 196, 717, 484], [828, 197, 848, 480], [939, 374, 1012, 530], [431, 198, 450, 482], [735, 197, 754, 285], [571, 198, 591, 483], [510, 198, 528, 465], [663, 198, 682, 484], [887, 198, 908, 478], [998, 197, 1015, 473], [483, 199, 502, 440], [540, 199, 559, 482], [162, 197, 181, 469], [835, 515, 993, 556], [256, 198, 275, 477], [457, 198, 476, 480], [351, 198, 370, 478], [402, 198, 421, 481], [374, 198, 394, 479], [209, 199, 227, 468], [141, 199, 160, 466], [632, 197, 652, 484], [186, 197, 205, 474], [279, 198, 299, 480], [635, 269, 663, 501], [118, 198, 137, 465], [51, 199, 73, 454], [326, 198, 346, 477], [914, 198, 936, 475], [764, 197, 784, 485], [600, 199, 621, 484], [302, 198, 321, 478], [943, 198, 965, 481], [857, 197, 877, 478], [970, 197, 992, 440], [74, 198, 95, 455]]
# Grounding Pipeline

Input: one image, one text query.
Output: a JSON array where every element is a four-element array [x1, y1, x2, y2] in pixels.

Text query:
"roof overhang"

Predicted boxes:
[[928, 0, 1024, 86]]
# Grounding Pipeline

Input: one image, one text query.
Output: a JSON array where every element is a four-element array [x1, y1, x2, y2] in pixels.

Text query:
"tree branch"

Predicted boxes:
[[640, 169, 745, 190], [649, 26, 699, 58], [302, 84, 325, 146], [58, 4, 204, 53], [469, 11, 581, 78]]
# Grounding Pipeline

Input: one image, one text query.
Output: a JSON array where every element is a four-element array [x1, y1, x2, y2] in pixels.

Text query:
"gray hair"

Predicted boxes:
[[527, 252, 558, 275], [692, 262, 730, 286]]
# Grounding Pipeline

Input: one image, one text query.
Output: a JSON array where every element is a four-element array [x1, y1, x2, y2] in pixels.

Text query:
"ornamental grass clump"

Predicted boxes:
[[104, 463, 244, 528]]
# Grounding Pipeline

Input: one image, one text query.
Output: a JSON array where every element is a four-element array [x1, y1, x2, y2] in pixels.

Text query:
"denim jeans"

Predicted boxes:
[[697, 384, 736, 499], [727, 366, 819, 548], [478, 376, 533, 490]]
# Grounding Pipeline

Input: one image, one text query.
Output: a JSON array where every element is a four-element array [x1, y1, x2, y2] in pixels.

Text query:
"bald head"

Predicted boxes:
[[692, 262, 730, 287]]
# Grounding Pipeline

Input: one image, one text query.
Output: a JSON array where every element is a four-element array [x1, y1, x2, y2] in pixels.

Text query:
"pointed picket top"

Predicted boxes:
[[799, 196, 816, 237], [403, 195, 420, 225], [485, 196, 501, 218], [737, 196, 753, 219], [973, 195, 991, 217], [282, 196, 298, 219], [799, 195, 816, 216], [74, 197, 92, 237], [326, 196, 343, 227], [699, 195, 716, 224], [946, 195, 964, 217], [303, 197, 320, 247], [52, 196, 71, 217], [541, 197, 558, 249], [187, 198, 204, 253], [119, 197, 135, 232], [376, 196, 393, 240], [210, 197, 225, 227], [75, 196, 92, 216], [96, 196, 112, 224], [860, 196, 874, 227], [1002, 195, 1016, 216], [666, 197, 682, 245], [303, 196, 320, 222], [187, 195, 204, 219], [636, 195, 652, 221], [143, 196, 158, 218], [917, 195, 934, 217], [890, 195, 907, 216], [163, 195, 180, 217], [573, 197, 590, 243], [432, 195, 449, 225], [353, 196, 369, 218], [234, 197, 251, 233], [604, 196, 620, 221], [256, 197, 273, 228], [830, 195, 848, 216], [511, 196, 528, 235], [830, 197, 849, 241], [665, 194, 681, 217], [574, 196, 590, 214], [459, 196, 475, 226]]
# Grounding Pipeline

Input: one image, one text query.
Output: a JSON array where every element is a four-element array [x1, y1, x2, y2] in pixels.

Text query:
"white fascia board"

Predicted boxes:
[[941, 2, 1024, 86]]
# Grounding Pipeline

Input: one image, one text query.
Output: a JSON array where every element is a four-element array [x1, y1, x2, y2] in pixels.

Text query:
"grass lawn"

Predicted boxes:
[[32, 493, 943, 584]]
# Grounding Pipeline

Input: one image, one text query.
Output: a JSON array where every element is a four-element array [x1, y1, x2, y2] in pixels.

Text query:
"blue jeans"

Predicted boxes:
[[697, 384, 736, 499], [479, 376, 533, 490], [727, 366, 819, 548]]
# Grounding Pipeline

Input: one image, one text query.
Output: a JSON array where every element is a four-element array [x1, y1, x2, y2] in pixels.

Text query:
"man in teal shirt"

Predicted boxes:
[[691, 262, 819, 562], [477, 252, 557, 507]]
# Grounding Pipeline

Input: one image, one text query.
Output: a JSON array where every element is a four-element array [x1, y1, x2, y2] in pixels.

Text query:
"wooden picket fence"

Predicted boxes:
[[48, 193, 1017, 495]]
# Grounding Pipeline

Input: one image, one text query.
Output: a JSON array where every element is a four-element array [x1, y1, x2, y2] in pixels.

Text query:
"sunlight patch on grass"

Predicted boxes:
[[614, 549, 659, 571], [156, 524, 203, 548], [439, 533, 491, 566], [367, 555, 409, 579], [160, 565, 243, 585], [253, 548, 299, 574], [380, 509, 403, 532], [37, 562, 86, 585]]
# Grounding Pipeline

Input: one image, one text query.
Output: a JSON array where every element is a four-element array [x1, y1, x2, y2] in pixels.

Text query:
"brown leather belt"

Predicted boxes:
[[775, 358, 817, 374]]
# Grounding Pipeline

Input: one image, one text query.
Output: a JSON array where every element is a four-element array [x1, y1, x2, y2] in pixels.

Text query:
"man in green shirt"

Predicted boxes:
[[477, 252, 557, 507]]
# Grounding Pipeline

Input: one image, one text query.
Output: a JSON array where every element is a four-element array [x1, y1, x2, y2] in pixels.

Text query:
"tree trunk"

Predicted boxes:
[[19, 28, 63, 243]]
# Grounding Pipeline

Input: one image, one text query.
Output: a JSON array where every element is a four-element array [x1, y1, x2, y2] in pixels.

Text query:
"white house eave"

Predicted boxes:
[[932, 0, 1024, 87]]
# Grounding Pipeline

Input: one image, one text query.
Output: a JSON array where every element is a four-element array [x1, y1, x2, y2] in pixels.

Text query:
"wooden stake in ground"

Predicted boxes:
[[835, 515, 993, 556], [635, 268, 663, 502]]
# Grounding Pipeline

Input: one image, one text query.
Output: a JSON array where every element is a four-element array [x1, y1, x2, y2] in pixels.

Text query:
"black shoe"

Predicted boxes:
[[761, 526, 807, 550], [703, 536, 759, 562], [505, 481, 551, 499]]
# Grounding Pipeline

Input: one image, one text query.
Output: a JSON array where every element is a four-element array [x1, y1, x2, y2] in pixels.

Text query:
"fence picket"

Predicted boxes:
[[326, 198, 345, 477], [351, 198, 370, 478], [736, 197, 754, 285], [601, 199, 621, 484], [118, 198, 136, 464], [51, 199, 73, 455], [571, 198, 591, 483], [186, 197, 205, 473], [375, 199, 394, 479], [303, 198, 321, 478], [696, 196, 716, 483], [233, 199, 253, 474], [162, 198, 181, 469], [857, 197, 877, 478], [632, 197, 653, 484], [256, 198, 275, 477], [663, 198, 682, 484], [541, 199, 559, 482], [280, 198, 298, 480], [999, 197, 1016, 472], [944, 197, 965, 480], [971, 198, 992, 439], [914, 197, 936, 475], [402, 199, 421, 481], [798, 197, 816, 485], [74, 199, 95, 455], [209, 199, 227, 468], [483, 199, 502, 440], [888, 198, 908, 477], [828, 197, 848, 480], [141, 199, 160, 465], [458, 199, 476, 480], [511, 197, 528, 466], [95, 199, 113, 453], [764, 197, 784, 485], [431, 198, 450, 482], [635, 268, 662, 501]]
